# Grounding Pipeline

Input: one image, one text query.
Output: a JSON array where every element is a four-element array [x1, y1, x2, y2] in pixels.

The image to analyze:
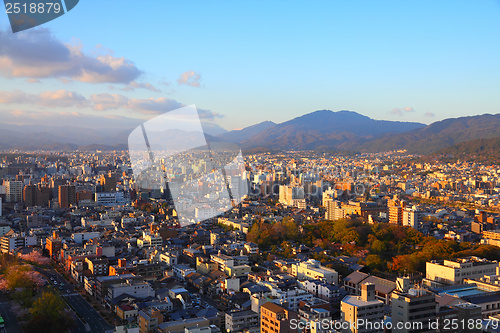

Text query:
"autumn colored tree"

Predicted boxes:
[[27, 291, 75, 333]]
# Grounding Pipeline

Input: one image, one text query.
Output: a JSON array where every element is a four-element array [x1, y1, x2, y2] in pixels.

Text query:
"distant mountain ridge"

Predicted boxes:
[[356, 113, 500, 154], [1, 111, 499, 154], [240, 110, 426, 150], [428, 136, 500, 164], [217, 121, 276, 143]]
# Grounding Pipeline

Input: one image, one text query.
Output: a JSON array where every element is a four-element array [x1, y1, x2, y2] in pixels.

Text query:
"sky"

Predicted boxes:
[[1, 0, 500, 131]]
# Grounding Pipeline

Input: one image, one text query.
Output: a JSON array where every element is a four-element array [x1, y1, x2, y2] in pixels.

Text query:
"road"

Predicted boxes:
[[0, 293, 22, 333], [35, 267, 114, 333], [64, 294, 113, 333]]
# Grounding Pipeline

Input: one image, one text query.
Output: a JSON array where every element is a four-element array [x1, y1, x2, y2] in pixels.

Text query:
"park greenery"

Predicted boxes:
[[247, 217, 500, 274], [0, 253, 74, 332], [26, 290, 75, 333]]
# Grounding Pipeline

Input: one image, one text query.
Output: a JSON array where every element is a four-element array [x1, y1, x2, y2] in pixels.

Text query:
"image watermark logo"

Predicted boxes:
[[4, 0, 79, 33], [128, 105, 248, 226]]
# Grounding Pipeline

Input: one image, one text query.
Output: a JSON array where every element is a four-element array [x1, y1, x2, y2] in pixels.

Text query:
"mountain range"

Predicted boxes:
[[220, 111, 500, 155], [1, 110, 500, 156], [237, 110, 425, 150]]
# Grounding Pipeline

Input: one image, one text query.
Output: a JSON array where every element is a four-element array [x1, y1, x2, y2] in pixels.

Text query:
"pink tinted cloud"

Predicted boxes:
[[0, 28, 141, 84], [177, 70, 201, 87], [0, 89, 89, 108]]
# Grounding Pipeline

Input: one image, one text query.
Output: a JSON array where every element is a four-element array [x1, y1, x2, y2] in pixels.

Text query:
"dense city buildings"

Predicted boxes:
[[1, 149, 500, 333]]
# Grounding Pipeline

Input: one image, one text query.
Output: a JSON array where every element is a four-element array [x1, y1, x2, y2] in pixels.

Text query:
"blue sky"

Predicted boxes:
[[1, 0, 500, 131]]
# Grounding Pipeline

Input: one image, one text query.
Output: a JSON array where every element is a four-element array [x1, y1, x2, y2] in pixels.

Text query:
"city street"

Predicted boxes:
[[34, 267, 114, 333], [63, 293, 113, 333], [0, 294, 22, 333]]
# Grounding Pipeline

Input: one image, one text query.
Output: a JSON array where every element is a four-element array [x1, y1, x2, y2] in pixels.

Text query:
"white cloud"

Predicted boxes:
[[198, 109, 224, 120], [390, 106, 415, 116], [0, 89, 89, 108], [90, 93, 128, 111], [90, 93, 223, 119], [127, 97, 183, 114], [389, 108, 403, 116], [0, 28, 141, 84], [177, 70, 201, 87], [424, 112, 435, 118], [1, 109, 142, 129], [0, 87, 223, 121], [121, 81, 161, 92]]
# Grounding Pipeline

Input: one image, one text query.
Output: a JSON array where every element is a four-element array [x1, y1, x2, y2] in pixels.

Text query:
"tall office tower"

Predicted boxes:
[[341, 283, 384, 333], [0, 197, 2, 217], [4, 180, 23, 203], [58, 185, 76, 208], [23, 184, 39, 207], [100, 174, 117, 192], [391, 277, 437, 333]]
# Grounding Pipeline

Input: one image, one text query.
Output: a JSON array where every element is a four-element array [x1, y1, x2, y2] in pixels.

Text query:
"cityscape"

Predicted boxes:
[[2, 1, 500, 333]]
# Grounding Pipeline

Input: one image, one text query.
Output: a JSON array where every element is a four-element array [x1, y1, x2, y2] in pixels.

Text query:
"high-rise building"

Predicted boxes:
[[403, 207, 420, 229], [58, 185, 76, 208], [326, 200, 345, 221], [388, 198, 406, 225], [4, 180, 23, 203], [23, 184, 51, 207], [45, 231, 62, 259], [260, 302, 296, 333], [37, 186, 51, 207], [341, 283, 384, 333], [100, 174, 117, 192], [279, 185, 304, 206], [391, 277, 437, 333], [77, 190, 93, 204], [23, 184, 38, 207]]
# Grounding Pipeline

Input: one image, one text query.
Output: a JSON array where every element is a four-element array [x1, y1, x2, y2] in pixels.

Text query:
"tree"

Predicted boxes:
[[365, 254, 384, 271], [27, 291, 74, 333], [370, 240, 387, 254]]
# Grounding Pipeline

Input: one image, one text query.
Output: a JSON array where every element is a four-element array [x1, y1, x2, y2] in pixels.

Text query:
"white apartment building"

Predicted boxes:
[[258, 280, 313, 311], [402, 207, 420, 229], [0, 224, 11, 236], [299, 279, 341, 302], [95, 191, 125, 206], [211, 253, 249, 270], [292, 259, 339, 284], [326, 200, 346, 221], [72, 231, 100, 244], [244, 242, 259, 254], [172, 264, 196, 282], [426, 257, 499, 286], [391, 278, 437, 333], [0, 233, 37, 253], [107, 280, 155, 300], [137, 233, 162, 248], [5, 180, 22, 202], [341, 283, 384, 333], [279, 185, 305, 206], [159, 252, 177, 266]]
